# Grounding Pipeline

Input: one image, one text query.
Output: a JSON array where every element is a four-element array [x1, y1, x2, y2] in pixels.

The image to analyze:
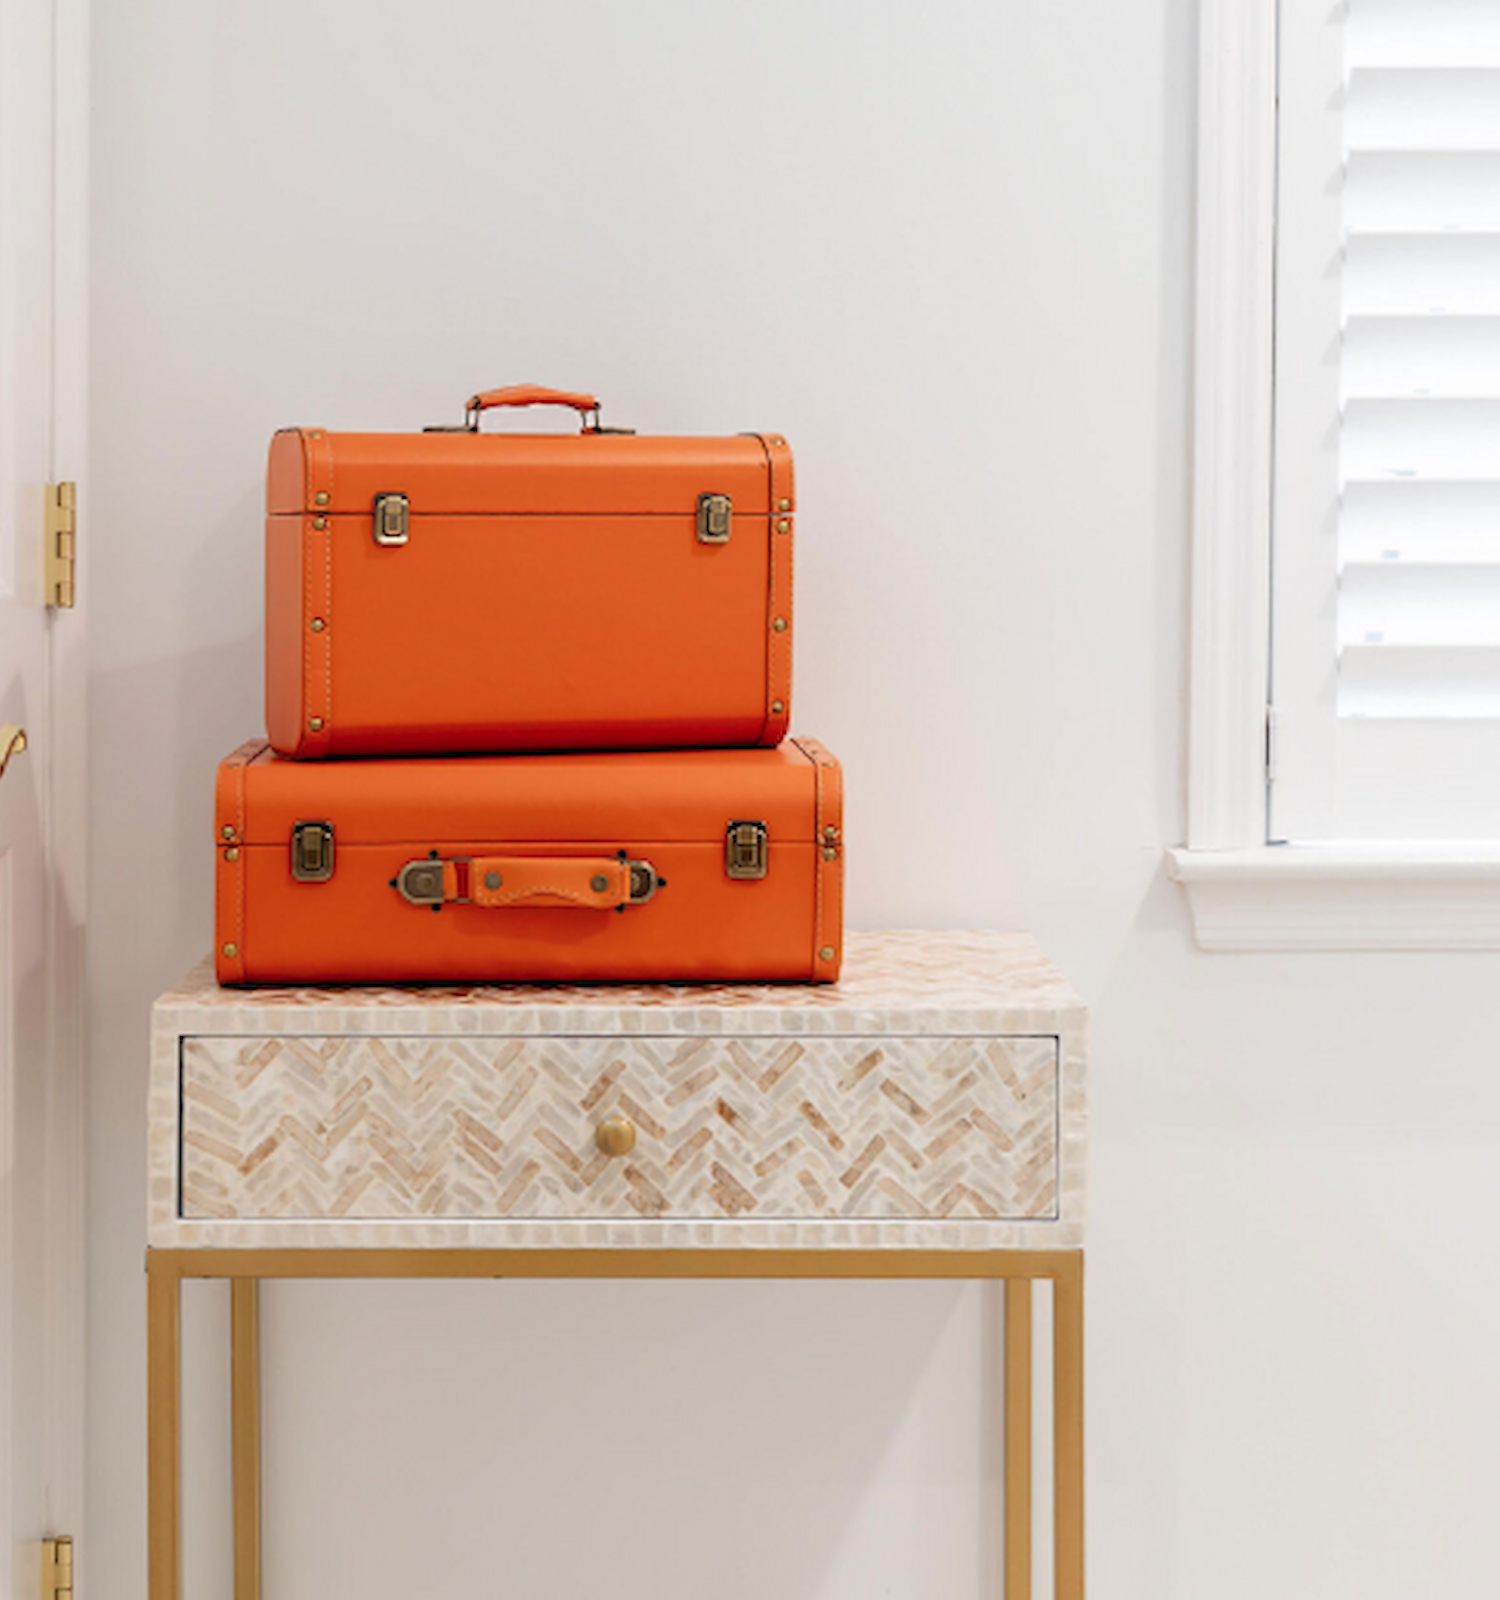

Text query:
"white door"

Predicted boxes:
[[0, 0, 87, 1593]]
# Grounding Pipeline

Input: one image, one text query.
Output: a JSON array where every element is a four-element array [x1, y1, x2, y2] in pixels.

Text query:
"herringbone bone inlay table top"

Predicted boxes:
[[151, 931, 1086, 1250]]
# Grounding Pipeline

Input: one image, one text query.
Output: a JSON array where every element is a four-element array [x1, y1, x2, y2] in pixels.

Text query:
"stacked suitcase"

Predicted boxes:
[[215, 386, 844, 986]]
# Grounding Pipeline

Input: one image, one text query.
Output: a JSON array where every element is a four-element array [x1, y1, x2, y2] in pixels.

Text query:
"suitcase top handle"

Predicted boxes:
[[429, 385, 608, 435], [468, 384, 599, 415], [424, 386, 642, 435]]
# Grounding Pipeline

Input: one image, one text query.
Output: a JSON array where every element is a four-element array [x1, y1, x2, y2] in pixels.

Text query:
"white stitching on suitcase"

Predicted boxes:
[[793, 736, 823, 976], [234, 748, 246, 980], [751, 433, 778, 746], [485, 887, 610, 907], [323, 439, 334, 745], [771, 439, 794, 743], [301, 438, 312, 752]]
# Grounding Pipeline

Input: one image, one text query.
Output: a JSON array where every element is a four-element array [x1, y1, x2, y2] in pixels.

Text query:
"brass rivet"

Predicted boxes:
[[778, 497, 791, 511], [221, 825, 236, 841], [771, 700, 784, 714], [772, 617, 787, 632], [484, 870, 502, 890], [222, 942, 239, 959], [771, 438, 785, 447], [314, 491, 329, 506], [590, 874, 609, 893], [225, 847, 240, 862], [313, 515, 328, 530], [310, 617, 326, 632], [776, 518, 791, 533], [820, 946, 835, 962], [308, 717, 324, 731]]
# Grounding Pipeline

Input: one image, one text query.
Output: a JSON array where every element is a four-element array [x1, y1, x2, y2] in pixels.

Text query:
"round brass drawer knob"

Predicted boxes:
[[595, 1113, 637, 1157]]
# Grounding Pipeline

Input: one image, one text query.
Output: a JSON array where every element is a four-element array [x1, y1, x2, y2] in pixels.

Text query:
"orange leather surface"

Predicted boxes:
[[266, 429, 773, 515], [214, 741, 842, 986], [468, 385, 599, 415], [265, 425, 791, 757]]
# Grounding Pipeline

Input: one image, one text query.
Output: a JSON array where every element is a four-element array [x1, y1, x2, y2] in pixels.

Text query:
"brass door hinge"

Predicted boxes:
[[46, 482, 77, 608], [42, 1537, 74, 1600]]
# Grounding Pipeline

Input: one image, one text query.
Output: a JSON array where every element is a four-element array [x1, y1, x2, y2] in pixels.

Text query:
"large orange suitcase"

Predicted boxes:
[[266, 385, 795, 758], [214, 737, 843, 986]]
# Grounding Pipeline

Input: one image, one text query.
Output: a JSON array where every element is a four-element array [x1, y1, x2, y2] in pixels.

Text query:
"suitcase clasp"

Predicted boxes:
[[372, 492, 409, 546], [725, 820, 769, 880], [290, 821, 335, 882], [696, 492, 733, 545]]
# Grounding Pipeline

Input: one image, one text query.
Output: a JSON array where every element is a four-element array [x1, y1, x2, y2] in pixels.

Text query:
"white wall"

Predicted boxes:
[[87, 2, 1500, 1597]]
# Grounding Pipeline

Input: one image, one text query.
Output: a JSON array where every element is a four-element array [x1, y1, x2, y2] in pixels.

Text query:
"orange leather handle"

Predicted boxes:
[[395, 853, 659, 910], [458, 855, 628, 909], [467, 385, 600, 415]]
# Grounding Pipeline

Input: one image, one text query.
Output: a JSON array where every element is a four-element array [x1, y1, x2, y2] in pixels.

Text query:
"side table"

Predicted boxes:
[[148, 930, 1087, 1599]]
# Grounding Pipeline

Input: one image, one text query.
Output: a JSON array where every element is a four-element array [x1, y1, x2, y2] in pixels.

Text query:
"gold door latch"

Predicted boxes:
[[46, 482, 77, 608], [42, 1537, 73, 1600], [0, 725, 26, 780]]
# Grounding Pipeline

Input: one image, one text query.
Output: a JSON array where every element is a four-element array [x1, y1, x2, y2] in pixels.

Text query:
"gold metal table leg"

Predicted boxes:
[[147, 1254, 182, 1600], [232, 1279, 263, 1600], [1054, 1253, 1085, 1600], [1004, 1278, 1033, 1600], [149, 1246, 1082, 1600]]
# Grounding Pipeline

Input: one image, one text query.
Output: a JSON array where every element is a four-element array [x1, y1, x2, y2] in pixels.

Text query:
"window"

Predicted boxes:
[[1169, 0, 1500, 948], [1272, 0, 1500, 840]]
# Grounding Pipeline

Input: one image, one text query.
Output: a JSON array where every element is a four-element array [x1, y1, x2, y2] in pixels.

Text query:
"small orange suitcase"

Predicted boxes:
[[215, 737, 843, 986], [266, 385, 795, 758]]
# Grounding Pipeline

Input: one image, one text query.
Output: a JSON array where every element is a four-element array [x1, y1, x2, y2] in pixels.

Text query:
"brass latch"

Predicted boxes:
[[373, 492, 409, 546], [696, 492, 732, 544], [42, 1537, 73, 1600], [46, 482, 77, 608], [725, 820, 769, 879], [290, 821, 335, 882], [395, 857, 446, 906], [626, 859, 662, 904]]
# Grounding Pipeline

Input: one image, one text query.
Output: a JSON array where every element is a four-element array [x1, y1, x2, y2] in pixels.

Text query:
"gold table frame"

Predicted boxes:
[[146, 1248, 1083, 1600]]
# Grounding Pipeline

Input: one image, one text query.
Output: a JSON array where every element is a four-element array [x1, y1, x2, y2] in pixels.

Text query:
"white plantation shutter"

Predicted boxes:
[[1271, 0, 1500, 838]]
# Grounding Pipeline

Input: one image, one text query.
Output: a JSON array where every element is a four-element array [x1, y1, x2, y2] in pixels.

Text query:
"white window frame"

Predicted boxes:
[[1168, 0, 1500, 949]]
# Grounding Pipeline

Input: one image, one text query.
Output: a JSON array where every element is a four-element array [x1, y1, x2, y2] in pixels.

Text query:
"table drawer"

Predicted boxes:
[[180, 1033, 1058, 1223]]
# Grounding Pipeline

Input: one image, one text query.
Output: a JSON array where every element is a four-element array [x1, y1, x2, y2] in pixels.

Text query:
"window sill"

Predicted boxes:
[[1167, 844, 1500, 950]]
